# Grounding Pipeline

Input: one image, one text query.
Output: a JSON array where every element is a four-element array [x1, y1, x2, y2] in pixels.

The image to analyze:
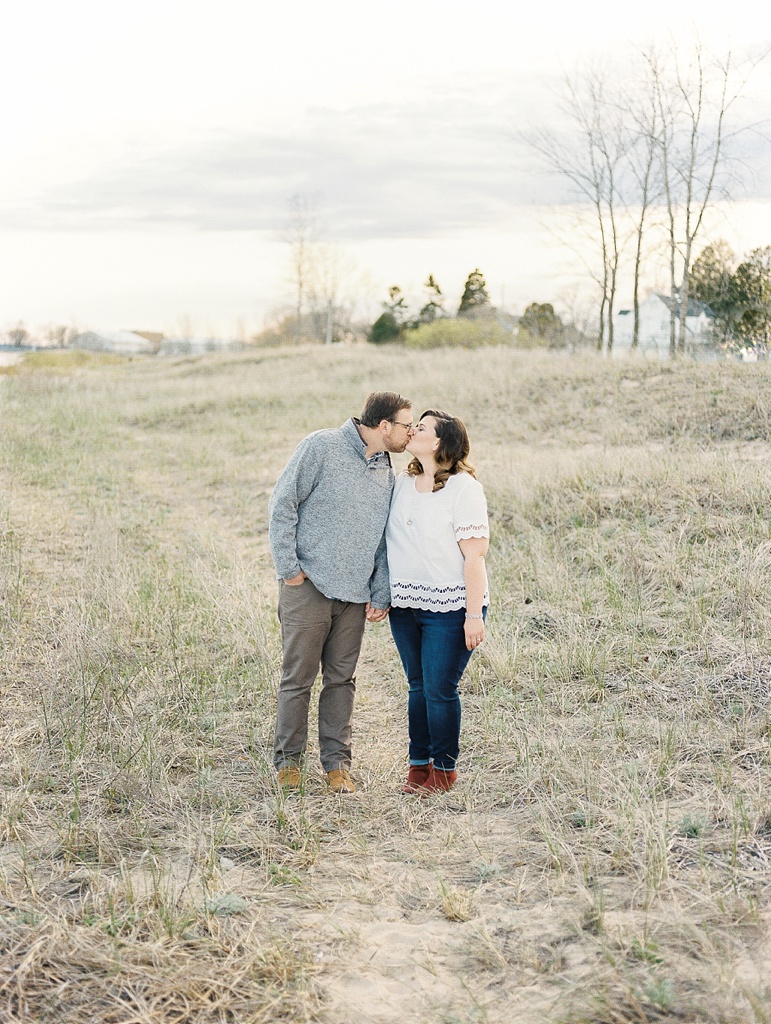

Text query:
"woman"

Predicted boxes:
[[386, 410, 489, 795]]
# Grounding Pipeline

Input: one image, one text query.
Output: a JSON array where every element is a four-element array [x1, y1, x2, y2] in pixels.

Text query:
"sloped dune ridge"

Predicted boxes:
[[1, 346, 771, 1023]]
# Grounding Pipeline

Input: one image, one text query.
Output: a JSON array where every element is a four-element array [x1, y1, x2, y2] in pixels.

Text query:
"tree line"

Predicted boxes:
[[277, 39, 767, 356], [368, 272, 580, 350], [277, 196, 582, 349], [527, 40, 768, 356], [370, 270, 490, 343]]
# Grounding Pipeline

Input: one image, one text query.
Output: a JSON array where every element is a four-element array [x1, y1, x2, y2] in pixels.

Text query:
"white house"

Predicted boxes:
[[68, 330, 244, 357], [69, 330, 160, 355], [158, 336, 242, 355], [613, 293, 715, 358]]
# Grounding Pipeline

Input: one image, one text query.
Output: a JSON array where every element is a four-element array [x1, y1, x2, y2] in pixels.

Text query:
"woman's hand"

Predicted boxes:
[[459, 536, 488, 652], [464, 616, 485, 651]]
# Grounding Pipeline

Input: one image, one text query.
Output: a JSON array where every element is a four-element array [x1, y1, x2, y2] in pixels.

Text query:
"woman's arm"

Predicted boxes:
[[458, 536, 489, 650]]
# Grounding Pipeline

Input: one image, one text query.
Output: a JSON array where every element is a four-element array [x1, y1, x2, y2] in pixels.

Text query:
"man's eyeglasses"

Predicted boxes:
[[390, 419, 415, 431]]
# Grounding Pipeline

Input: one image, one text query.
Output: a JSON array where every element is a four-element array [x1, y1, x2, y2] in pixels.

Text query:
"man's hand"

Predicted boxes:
[[366, 602, 389, 622], [284, 571, 307, 586]]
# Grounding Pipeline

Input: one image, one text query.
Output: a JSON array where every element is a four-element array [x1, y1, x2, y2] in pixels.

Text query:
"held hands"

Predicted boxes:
[[366, 602, 389, 623], [283, 576, 387, 622], [284, 571, 307, 586], [464, 616, 485, 651]]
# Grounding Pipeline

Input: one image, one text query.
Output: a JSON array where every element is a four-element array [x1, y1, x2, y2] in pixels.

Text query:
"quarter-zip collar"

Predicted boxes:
[[345, 417, 393, 468]]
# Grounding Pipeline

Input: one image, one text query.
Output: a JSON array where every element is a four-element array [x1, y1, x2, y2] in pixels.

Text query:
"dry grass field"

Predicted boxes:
[[2, 344, 771, 1023]]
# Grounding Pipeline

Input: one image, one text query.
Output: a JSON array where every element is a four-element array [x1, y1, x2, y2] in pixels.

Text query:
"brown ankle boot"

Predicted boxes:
[[401, 764, 431, 794], [421, 767, 457, 794]]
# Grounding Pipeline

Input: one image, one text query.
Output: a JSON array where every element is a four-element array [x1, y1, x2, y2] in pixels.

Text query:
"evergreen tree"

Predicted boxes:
[[370, 312, 401, 344], [416, 275, 446, 325], [690, 241, 736, 319], [458, 269, 491, 317], [732, 247, 771, 349], [732, 247, 771, 311], [386, 285, 408, 318], [370, 285, 408, 344], [690, 242, 771, 350]]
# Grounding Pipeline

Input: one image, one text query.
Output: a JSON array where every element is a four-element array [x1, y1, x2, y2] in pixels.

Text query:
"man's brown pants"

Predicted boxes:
[[273, 578, 367, 773]]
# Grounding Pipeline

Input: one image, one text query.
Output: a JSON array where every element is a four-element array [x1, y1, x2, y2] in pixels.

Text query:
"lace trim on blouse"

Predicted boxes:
[[390, 579, 490, 612], [454, 523, 489, 538]]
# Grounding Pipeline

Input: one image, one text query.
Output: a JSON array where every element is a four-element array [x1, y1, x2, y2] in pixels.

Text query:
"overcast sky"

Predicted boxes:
[[2, 0, 770, 335]]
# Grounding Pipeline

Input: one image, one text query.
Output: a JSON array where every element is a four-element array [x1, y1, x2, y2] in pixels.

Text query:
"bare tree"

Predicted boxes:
[[283, 195, 367, 345], [526, 42, 767, 358], [621, 63, 664, 351], [645, 42, 763, 355], [306, 241, 354, 344], [526, 68, 628, 352], [8, 322, 29, 348], [285, 192, 320, 344]]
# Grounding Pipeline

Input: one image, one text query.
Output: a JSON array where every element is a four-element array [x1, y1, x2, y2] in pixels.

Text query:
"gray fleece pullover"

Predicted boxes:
[[268, 418, 393, 608]]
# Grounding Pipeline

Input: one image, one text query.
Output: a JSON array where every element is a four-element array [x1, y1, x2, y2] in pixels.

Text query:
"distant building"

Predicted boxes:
[[69, 330, 159, 355], [131, 331, 164, 347], [158, 337, 242, 355], [613, 293, 716, 358]]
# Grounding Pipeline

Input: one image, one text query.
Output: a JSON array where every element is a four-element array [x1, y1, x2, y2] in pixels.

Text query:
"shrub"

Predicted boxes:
[[516, 327, 556, 349], [13, 350, 128, 372], [370, 312, 402, 345], [516, 302, 565, 348], [403, 318, 512, 350]]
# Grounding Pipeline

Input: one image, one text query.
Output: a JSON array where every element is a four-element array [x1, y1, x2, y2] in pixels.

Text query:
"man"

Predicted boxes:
[[269, 391, 414, 793]]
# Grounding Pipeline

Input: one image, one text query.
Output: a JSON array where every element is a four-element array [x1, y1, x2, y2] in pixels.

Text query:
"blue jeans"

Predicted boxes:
[[389, 606, 484, 772]]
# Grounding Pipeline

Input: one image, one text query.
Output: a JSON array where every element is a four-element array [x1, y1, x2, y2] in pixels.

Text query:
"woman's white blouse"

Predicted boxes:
[[386, 471, 490, 612]]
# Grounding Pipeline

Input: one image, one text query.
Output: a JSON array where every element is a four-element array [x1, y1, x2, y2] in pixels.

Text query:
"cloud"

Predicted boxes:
[[1, 85, 567, 239], [5, 72, 770, 240]]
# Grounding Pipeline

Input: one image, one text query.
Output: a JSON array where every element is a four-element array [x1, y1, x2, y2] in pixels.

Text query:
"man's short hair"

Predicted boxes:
[[360, 392, 412, 428]]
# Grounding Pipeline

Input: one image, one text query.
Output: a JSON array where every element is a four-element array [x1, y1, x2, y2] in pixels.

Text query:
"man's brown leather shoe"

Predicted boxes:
[[277, 765, 302, 789], [326, 768, 357, 794]]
